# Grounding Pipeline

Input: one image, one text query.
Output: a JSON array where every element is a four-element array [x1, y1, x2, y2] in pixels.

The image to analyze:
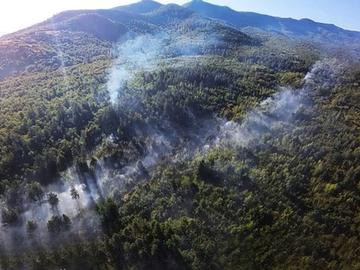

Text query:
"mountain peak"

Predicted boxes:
[[113, 0, 162, 14], [184, 0, 218, 9], [187, 0, 205, 4]]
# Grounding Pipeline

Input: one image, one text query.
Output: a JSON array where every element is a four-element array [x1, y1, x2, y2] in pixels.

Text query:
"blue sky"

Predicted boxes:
[[0, 0, 359, 36]]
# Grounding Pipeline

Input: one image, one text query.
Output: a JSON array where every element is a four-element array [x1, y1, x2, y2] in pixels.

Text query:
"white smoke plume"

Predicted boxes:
[[0, 168, 100, 253], [106, 28, 226, 104], [107, 32, 169, 104], [208, 58, 345, 149], [0, 20, 346, 256]]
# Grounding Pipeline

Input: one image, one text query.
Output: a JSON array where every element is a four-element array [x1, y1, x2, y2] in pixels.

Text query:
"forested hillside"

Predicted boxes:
[[0, 0, 360, 269], [184, 0, 360, 44]]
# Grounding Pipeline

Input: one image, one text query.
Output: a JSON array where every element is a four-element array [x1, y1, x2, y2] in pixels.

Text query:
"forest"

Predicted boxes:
[[0, 0, 360, 269]]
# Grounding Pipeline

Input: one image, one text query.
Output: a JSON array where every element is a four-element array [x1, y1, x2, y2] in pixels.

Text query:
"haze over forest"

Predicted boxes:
[[0, 0, 359, 269]]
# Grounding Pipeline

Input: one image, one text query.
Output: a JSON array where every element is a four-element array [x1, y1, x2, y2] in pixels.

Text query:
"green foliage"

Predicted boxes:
[[0, 5, 359, 269], [21, 62, 359, 269], [47, 192, 59, 208], [0, 60, 111, 184], [27, 182, 44, 202], [70, 186, 80, 200], [47, 214, 71, 234], [97, 198, 121, 236]]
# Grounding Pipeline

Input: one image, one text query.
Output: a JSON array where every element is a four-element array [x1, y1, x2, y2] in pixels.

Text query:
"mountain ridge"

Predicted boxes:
[[113, 0, 163, 14], [1, 0, 359, 43], [1, 0, 360, 268], [183, 0, 360, 43], [0, 0, 358, 80], [0, 1, 256, 80]]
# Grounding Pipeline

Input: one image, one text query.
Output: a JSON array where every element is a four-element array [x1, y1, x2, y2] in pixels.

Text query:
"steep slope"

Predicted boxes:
[[1, 1, 360, 269], [0, 2, 263, 80], [0, 1, 261, 183], [2, 0, 358, 81], [145, 4, 195, 26], [184, 0, 360, 44]]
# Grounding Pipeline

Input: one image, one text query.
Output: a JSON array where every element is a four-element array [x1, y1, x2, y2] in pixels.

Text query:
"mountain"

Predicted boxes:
[[1, 1, 360, 269], [0, 2, 258, 80], [1, 0, 358, 80], [184, 0, 360, 43], [113, 0, 163, 14]]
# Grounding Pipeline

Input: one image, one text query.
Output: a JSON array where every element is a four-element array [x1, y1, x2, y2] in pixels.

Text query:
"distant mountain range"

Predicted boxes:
[[114, 0, 360, 44], [183, 0, 360, 43], [4, 0, 360, 43]]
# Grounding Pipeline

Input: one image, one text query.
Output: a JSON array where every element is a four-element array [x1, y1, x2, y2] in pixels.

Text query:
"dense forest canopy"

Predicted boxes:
[[0, 0, 359, 269]]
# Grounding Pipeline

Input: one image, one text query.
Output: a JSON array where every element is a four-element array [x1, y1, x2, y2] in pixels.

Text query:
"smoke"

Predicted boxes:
[[106, 26, 226, 104], [303, 58, 348, 92], [206, 58, 346, 150], [0, 29, 225, 253], [0, 170, 99, 253], [97, 28, 226, 196], [0, 28, 224, 253], [94, 131, 172, 198], [107, 32, 170, 104], [209, 89, 308, 149], [0, 16, 347, 257]]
